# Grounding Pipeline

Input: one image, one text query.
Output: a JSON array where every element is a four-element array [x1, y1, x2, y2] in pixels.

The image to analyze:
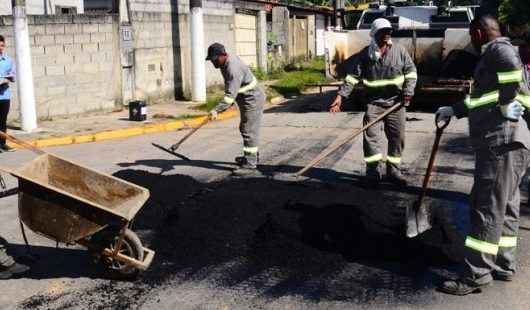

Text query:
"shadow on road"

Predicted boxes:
[[14, 161, 474, 308]]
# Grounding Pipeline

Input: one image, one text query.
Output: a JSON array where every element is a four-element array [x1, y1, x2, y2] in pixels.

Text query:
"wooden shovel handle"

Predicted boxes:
[[295, 103, 403, 176], [0, 131, 45, 155]]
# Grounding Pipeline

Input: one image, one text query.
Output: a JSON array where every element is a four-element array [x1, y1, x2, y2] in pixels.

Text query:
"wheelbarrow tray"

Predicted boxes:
[[0, 153, 150, 244]]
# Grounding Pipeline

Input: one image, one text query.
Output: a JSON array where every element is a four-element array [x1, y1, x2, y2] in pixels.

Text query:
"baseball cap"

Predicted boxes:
[[206, 43, 226, 61]]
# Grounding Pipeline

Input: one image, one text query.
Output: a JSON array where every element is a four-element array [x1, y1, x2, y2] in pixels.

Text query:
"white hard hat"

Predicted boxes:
[[370, 18, 393, 38]]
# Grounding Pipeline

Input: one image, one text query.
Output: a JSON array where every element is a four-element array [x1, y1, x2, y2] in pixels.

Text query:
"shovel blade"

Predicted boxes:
[[406, 202, 433, 238], [151, 143, 192, 161]]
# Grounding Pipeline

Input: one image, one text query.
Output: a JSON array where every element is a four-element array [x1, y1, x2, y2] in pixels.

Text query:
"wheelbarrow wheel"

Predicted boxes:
[[91, 228, 144, 279]]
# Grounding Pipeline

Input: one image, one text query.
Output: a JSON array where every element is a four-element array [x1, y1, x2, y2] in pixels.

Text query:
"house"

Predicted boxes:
[[0, 0, 84, 16]]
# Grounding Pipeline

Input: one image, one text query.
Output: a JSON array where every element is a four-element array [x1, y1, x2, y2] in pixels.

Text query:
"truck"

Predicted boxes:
[[327, 2, 479, 107]]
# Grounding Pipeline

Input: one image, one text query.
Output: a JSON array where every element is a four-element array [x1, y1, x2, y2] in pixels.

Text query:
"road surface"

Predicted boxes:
[[1, 95, 529, 309]]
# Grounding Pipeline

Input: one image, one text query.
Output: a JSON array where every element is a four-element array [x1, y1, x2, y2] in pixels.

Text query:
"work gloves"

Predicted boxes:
[[500, 101, 524, 121], [208, 110, 218, 120], [435, 106, 454, 122]]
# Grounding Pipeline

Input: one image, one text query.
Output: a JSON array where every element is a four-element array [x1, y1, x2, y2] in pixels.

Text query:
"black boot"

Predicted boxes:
[[386, 164, 407, 187], [0, 262, 30, 279], [362, 162, 381, 188], [438, 278, 490, 296], [233, 153, 259, 177]]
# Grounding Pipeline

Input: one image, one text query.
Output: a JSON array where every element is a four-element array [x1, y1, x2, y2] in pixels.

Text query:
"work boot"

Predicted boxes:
[[438, 278, 490, 296], [235, 152, 259, 167], [0, 262, 30, 279], [0, 145, 14, 152], [362, 163, 381, 188], [232, 153, 259, 177], [386, 165, 407, 187], [492, 270, 514, 282]]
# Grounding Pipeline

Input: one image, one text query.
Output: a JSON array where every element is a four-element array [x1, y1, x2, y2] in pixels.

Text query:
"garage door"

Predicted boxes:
[[235, 13, 258, 68]]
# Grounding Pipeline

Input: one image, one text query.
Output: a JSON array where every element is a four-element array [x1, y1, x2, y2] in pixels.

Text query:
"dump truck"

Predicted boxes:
[[326, 2, 479, 107]]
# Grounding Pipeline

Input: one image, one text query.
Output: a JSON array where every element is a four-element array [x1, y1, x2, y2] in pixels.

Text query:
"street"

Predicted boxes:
[[1, 97, 530, 309]]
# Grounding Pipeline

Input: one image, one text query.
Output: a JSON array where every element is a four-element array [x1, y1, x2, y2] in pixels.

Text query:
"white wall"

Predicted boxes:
[[0, 0, 84, 16]]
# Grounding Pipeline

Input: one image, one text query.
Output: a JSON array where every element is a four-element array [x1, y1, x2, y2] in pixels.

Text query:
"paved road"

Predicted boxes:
[[1, 98, 530, 309]]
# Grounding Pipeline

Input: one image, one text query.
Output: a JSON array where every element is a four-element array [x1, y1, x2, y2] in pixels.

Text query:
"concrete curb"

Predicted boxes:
[[8, 110, 240, 149]]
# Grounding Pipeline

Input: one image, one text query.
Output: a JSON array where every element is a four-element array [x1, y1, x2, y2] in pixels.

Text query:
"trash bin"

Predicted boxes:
[[129, 100, 147, 121]]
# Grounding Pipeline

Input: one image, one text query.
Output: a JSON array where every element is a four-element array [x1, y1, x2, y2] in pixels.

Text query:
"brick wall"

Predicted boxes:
[[0, 14, 120, 120]]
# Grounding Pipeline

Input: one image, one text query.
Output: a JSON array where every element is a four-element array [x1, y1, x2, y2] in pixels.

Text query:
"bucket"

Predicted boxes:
[[129, 100, 147, 121]]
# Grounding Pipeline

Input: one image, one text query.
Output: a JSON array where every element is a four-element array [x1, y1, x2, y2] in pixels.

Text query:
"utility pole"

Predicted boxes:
[[190, 0, 206, 103], [12, 0, 37, 132]]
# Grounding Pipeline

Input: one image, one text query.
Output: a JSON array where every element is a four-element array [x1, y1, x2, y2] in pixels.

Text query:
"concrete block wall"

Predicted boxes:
[[130, 0, 237, 100], [0, 0, 84, 16], [0, 14, 120, 121]]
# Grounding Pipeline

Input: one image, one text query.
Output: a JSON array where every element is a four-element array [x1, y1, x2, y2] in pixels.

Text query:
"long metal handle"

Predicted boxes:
[[295, 103, 403, 176], [170, 117, 210, 151]]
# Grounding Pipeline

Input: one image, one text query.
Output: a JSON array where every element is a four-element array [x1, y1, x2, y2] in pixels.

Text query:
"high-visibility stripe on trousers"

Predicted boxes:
[[463, 143, 530, 285]]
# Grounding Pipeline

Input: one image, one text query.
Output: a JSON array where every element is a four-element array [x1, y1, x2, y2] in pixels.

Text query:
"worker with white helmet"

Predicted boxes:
[[330, 18, 418, 187]]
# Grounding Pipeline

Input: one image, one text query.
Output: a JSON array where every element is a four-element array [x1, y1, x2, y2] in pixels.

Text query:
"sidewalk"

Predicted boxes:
[[4, 101, 235, 148]]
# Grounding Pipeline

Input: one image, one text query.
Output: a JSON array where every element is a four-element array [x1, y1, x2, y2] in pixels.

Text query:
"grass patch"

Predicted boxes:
[[271, 57, 327, 96]]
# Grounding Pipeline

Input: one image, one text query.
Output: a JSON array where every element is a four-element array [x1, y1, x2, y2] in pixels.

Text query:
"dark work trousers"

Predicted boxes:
[[0, 99, 10, 146], [363, 103, 406, 175], [464, 143, 530, 285]]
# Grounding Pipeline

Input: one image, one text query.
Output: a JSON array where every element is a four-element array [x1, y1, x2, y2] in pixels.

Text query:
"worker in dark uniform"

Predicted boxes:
[[436, 16, 530, 295], [206, 43, 266, 176], [329, 18, 417, 187]]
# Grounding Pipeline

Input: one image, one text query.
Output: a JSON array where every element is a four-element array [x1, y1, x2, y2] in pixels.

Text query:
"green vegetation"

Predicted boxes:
[[271, 57, 328, 96], [196, 57, 327, 111], [499, 0, 530, 27]]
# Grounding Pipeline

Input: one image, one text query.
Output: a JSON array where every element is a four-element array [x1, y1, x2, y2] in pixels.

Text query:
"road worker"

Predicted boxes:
[[206, 43, 266, 176], [0, 234, 30, 279], [329, 18, 417, 187], [436, 16, 530, 295]]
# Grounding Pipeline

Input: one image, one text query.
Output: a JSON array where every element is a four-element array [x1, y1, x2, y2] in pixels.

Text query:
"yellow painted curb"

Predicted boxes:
[[7, 109, 240, 149]]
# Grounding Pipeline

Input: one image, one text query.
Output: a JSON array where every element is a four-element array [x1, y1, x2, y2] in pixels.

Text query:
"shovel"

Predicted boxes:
[[152, 116, 210, 161], [406, 115, 450, 238]]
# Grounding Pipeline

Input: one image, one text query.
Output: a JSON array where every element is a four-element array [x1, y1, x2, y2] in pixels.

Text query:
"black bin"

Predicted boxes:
[[129, 100, 147, 121]]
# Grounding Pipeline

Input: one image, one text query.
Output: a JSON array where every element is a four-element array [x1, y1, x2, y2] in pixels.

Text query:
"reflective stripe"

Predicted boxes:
[[464, 90, 530, 110], [238, 77, 258, 94], [363, 75, 405, 88], [464, 91, 499, 109], [243, 146, 258, 154], [499, 236, 517, 248], [498, 70, 523, 84], [345, 75, 360, 86], [364, 153, 383, 163], [387, 155, 401, 164], [404, 71, 418, 80], [516, 93, 530, 108], [223, 96, 235, 104], [465, 236, 499, 255]]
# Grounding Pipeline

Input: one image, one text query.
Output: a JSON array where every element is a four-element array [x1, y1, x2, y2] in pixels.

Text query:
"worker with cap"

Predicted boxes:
[[436, 16, 530, 295], [329, 18, 417, 187], [206, 43, 266, 176]]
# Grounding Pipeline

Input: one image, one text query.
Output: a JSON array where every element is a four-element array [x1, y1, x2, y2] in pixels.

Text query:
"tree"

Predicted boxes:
[[499, 0, 530, 27]]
